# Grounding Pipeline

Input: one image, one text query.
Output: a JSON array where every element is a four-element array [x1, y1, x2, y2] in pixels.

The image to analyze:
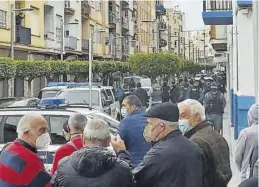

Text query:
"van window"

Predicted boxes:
[[4, 116, 22, 143], [49, 116, 69, 144], [105, 89, 115, 103]]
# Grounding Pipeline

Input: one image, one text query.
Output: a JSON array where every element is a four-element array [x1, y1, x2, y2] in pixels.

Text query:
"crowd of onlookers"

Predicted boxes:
[[0, 71, 258, 187]]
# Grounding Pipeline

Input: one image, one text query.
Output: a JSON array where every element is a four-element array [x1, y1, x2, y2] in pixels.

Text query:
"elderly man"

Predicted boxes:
[[53, 119, 134, 187], [178, 99, 232, 187], [113, 102, 203, 187], [119, 95, 151, 167], [235, 104, 258, 181], [0, 113, 51, 187], [52, 113, 87, 174]]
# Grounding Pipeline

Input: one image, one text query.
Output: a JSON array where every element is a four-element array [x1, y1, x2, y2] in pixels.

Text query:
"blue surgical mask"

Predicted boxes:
[[178, 120, 192, 135], [121, 107, 128, 118]]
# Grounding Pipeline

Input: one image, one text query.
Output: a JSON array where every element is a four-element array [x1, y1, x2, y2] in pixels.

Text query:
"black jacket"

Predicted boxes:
[[185, 122, 232, 187], [170, 85, 180, 103], [53, 147, 134, 187], [133, 88, 149, 107], [132, 130, 203, 187]]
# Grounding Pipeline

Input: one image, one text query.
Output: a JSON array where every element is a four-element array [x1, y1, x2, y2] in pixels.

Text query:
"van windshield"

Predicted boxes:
[[57, 90, 99, 106]]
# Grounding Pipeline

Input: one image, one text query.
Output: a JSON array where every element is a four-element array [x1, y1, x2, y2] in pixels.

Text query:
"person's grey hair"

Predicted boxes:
[[83, 119, 110, 140], [68, 113, 87, 132], [125, 95, 142, 107], [16, 113, 42, 138], [178, 99, 206, 121]]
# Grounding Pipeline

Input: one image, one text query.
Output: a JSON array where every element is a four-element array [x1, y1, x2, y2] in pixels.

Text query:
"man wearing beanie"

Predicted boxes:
[[111, 102, 203, 187]]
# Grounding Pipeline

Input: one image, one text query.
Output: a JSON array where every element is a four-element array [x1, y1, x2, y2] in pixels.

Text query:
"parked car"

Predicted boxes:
[[56, 86, 121, 120]]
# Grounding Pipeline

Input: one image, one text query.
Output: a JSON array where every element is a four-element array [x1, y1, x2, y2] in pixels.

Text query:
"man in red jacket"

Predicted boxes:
[[51, 113, 87, 174], [0, 113, 51, 187]]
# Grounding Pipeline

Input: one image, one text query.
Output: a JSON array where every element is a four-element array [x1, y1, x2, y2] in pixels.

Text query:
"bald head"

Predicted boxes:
[[17, 113, 48, 148]]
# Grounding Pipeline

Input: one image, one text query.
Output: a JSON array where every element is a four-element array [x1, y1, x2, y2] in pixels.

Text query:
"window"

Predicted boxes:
[[57, 90, 100, 106], [105, 89, 115, 103], [101, 90, 109, 107], [49, 116, 69, 144], [4, 116, 22, 143], [0, 9, 7, 28], [174, 41, 177, 47]]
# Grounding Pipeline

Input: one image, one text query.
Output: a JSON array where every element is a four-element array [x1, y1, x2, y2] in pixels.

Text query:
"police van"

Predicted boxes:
[[0, 98, 119, 171]]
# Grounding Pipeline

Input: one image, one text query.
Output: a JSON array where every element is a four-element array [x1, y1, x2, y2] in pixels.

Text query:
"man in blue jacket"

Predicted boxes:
[[119, 95, 151, 167]]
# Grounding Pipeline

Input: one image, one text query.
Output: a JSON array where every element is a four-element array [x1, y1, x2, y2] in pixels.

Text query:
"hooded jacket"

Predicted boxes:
[[235, 104, 259, 181], [53, 147, 134, 187]]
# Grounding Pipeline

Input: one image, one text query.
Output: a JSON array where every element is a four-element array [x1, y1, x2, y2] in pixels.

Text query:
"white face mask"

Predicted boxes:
[[121, 107, 128, 117], [35, 133, 51, 150]]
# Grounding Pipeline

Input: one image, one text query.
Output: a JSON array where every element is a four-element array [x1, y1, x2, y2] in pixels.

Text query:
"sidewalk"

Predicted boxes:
[[223, 101, 241, 187]]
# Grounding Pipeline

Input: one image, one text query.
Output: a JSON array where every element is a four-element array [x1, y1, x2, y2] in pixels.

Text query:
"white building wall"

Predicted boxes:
[[237, 9, 254, 96], [215, 25, 227, 39], [44, 1, 64, 52]]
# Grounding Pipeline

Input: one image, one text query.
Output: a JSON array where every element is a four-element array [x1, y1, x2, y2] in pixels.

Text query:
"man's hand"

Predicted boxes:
[[111, 134, 126, 152]]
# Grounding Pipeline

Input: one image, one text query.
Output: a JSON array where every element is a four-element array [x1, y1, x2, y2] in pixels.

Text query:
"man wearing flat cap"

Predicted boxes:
[[111, 102, 203, 187]]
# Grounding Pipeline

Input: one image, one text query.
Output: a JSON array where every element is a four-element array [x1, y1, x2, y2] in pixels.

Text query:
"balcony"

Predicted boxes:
[[202, 0, 232, 25], [82, 0, 91, 19], [16, 26, 31, 45], [122, 17, 129, 30], [122, 44, 129, 55], [65, 36, 77, 50], [158, 22, 167, 31], [237, 0, 252, 7], [109, 12, 116, 28], [156, 3, 166, 16], [82, 39, 89, 53], [65, 0, 75, 15], [159, 39, 167, 48]]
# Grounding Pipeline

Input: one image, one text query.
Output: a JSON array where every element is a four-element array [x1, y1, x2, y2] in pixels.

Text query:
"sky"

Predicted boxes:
[[163, 0, 205, 31]]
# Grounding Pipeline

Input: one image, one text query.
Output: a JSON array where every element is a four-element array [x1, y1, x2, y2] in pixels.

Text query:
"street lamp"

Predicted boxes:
[[89, 29, 106, 109], [10, 4, 34, 59], [112, 36, 124, 60], [60, 21, 78, 61]]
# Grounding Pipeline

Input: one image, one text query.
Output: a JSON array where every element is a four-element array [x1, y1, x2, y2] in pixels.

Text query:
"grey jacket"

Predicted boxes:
[[235, 104, 258, 181]]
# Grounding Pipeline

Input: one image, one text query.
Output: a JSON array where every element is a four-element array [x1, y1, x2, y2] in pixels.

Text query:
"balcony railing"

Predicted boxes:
[[109, 12, 117, 25], [82, 39, 89, 53], [65, 36, 77, 50], [16, 26, 31, 45], [82, 0, 91, 19], [65, 0, 75, 15], [159, 39, 167, 48], [203, 0, 232, 11], [158, 22, 167, 31], [122, 17, 129, 30]]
